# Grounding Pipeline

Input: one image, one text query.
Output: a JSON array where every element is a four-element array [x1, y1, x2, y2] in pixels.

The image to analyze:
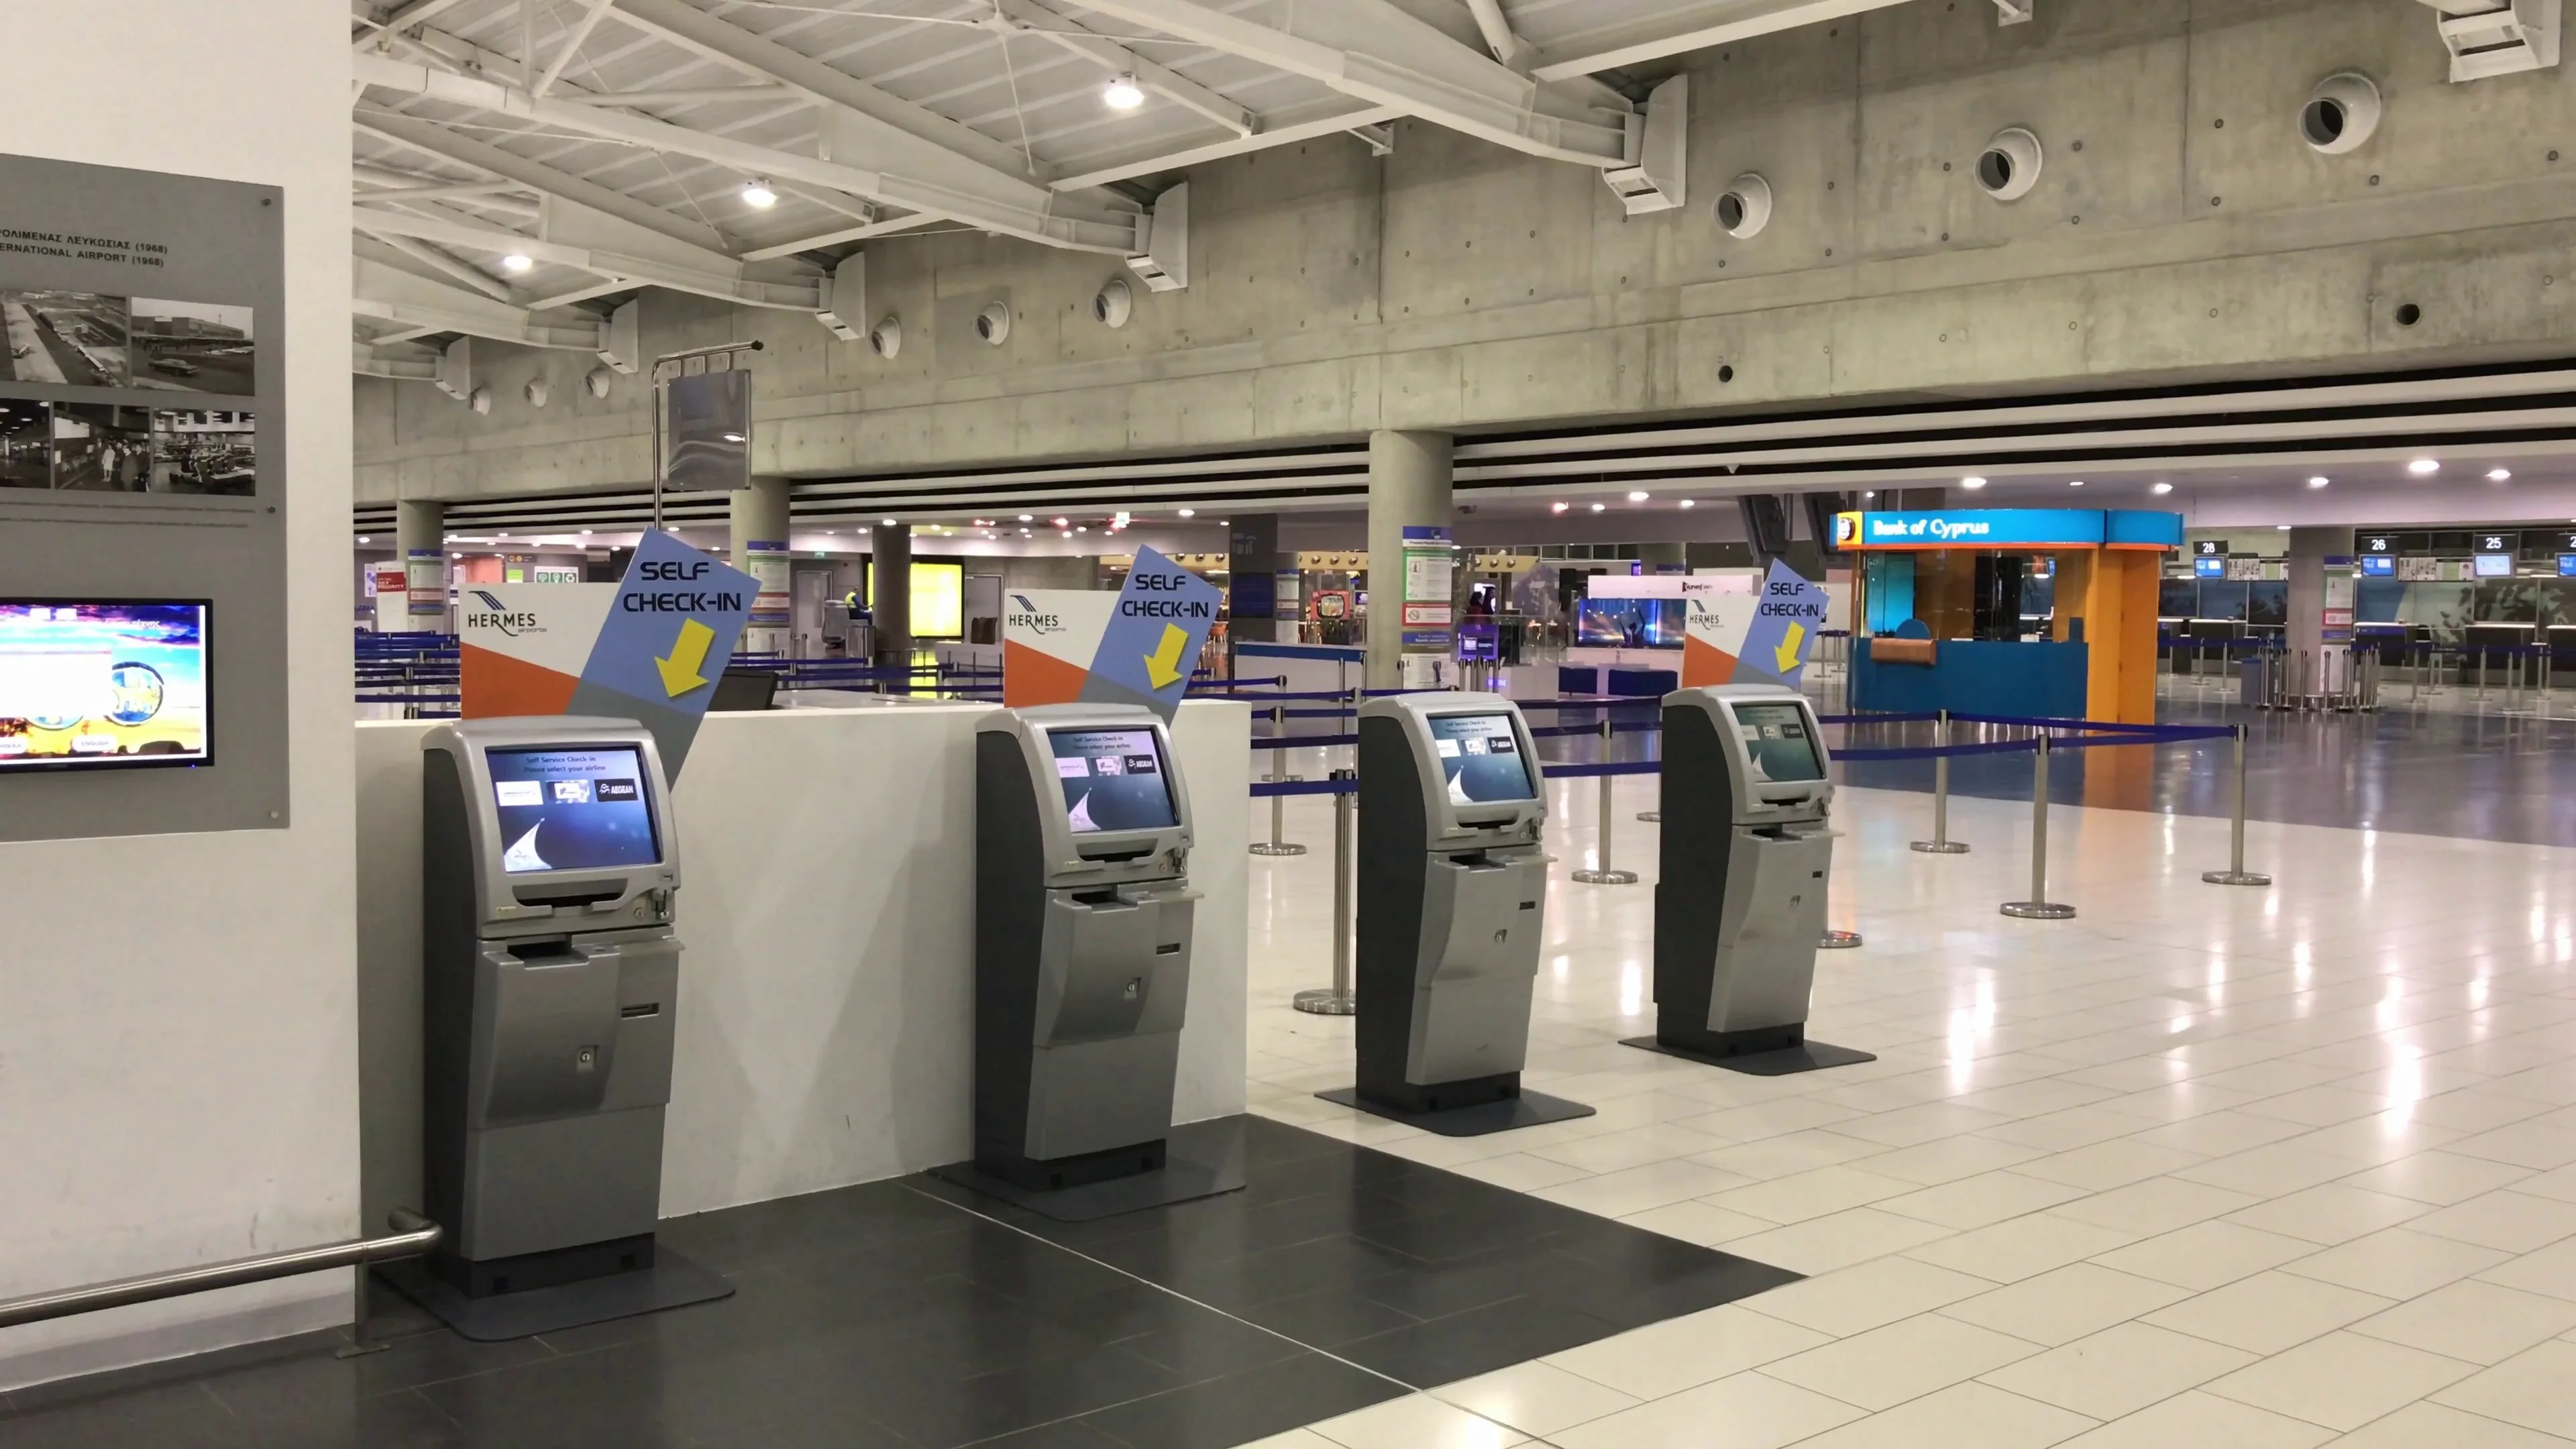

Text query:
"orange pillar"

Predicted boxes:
[[2050, 549, 2163, 723]]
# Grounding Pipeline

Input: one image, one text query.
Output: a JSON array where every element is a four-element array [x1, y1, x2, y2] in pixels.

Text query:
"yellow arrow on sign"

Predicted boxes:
[[1144, 623, 1189, 688], [1773, 622, 1807, 674], [656, 617, 716, 697]]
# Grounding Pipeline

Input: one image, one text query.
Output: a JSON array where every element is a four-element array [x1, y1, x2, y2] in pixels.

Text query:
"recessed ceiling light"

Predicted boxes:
[[1961, 476, 1988, 490], [1018, 514, 1033, 522], [2151, 482, 2174, 495], [1591, 502, 1606, 513], [2068, 480, 2086, 488], [1178, 508, 1196, 517], [358, 535, 371, 544], [1678, 498, 1696, 509], [1627, 490, 1649, 502], [1103, 72, 1145, 111], [2408, 459, 2440, 476], [1551, 502, 1568, 513], [881, 517, 898, 526], [1053, 517, 1069, 527], [2277, 524, 2293, 531], [500, 252, 533, 273], [2307, 476, 2329, 489], [741, 178, 777, 209], [2488, 468, 2513, 481], [1862, 490, 1876, 499]]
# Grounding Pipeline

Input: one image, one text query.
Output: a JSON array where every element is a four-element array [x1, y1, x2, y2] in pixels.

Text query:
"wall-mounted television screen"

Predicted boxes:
[[2474, 553, 2514, 579], [0, 601, 210, 771], [1576, 596, 1684, 649], [2359, 555, 2396, 578]]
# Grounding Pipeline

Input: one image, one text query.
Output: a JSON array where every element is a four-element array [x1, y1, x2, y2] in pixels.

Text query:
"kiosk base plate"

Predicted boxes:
[[930, 1116, 1248, 1223], [1621, 1035, 1878, 1077], [378, 1248, 734, 1342], [1316, 1087, 1597, 1138]]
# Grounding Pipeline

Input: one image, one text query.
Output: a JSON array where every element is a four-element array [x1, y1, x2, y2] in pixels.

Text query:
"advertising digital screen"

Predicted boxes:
[[1428, 712, 1536, 805], [2475, 553, 2515, 579], [0, 601, 210, 771], [2360, 555, 2396, 578], [1733, 701, 1825, 783], [867, 561, 965, 639], [1575, 597, 1685, 649], [1049, 727, 1176, 833], [486, 745, 659, 873]]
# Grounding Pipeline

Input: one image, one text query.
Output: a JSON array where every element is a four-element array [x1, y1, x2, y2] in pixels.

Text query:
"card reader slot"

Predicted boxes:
[[513, 883, 626, 908], [619, 1003, 661, 1018]]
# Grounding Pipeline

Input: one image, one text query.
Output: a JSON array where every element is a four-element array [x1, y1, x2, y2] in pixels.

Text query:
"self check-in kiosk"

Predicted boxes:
[[1328, 694, 1593, 1135], [411, 716, 731, 1337], [965, 705, 1210, 1208], [1628, 686, 1874, 1075]]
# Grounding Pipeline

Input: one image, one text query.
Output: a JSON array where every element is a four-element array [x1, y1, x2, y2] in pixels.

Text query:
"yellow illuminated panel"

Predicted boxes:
[[867, 561, 965, 638]]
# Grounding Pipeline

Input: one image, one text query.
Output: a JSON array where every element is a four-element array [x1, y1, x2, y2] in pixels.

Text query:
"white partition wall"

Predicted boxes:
[[0, 3, 353, 1393], [356, 700, 1250, 1226]]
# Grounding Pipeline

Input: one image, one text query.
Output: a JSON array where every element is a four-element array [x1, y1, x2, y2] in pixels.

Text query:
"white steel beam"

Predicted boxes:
[[354, 55, 1143, 254], [354, 0, 480, 51], [1070, 0, 1629, 166], [350, 207, 826, 311], [355, 257, 609, 350], [1049, 97, 1403, 191], [739, 211, 949, 263], [356, 107, 735, 255], [607, 0, 1052, 184], [994, 0, 1258, 137], [1528, 0, 1913, 82], [1462, 0, 1529, 66], [533, 0, 615, 97], [354, 341, 445, 381], [362, 232, 518, 302]]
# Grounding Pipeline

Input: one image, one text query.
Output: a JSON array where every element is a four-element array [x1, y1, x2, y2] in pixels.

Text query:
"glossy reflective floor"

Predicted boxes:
[[1245, 777, 2576, 1446], [0, 1120, 1786, 1448]]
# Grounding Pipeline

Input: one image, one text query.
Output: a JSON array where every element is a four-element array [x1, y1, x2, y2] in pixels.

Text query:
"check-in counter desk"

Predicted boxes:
[[354, 698, 1250, 1230], [1849, 636, 2089, 718]]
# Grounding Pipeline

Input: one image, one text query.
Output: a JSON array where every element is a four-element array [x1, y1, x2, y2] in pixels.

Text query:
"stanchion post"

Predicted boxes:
[[1250, 704, 1309, 857], [2000, 733, 2076, 919], [1573, 716, 1640, 885], [1911, 708, 1971, 855], [2202, 722, 2273, 887], [1293, 769, 1359, 1016], [1638, 708, 1662, 822]]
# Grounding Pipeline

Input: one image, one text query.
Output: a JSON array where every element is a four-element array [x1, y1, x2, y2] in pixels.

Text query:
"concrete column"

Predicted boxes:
[[2285, 525, 2357, 673], [871, 522, 912, 684], [733, 476, 792, 656], [1364, 430, 1454, 691], [396, 498, 447, 630], [1228, 514, 1284, 645]]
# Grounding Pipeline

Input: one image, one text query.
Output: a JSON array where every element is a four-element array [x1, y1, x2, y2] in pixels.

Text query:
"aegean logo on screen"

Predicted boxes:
[[464, 590, 544, 637]]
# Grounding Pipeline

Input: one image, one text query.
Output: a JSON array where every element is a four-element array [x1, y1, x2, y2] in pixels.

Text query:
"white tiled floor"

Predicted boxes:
[[1240, 771, 2576, 1446]]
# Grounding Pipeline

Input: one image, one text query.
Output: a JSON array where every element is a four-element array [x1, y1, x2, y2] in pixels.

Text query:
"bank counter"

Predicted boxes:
[[1838, 508, 2184, 724]]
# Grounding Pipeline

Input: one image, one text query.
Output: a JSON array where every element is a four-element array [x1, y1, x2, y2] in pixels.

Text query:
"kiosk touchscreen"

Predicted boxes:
[[411, 716, 731, 1335], [1629, 686, 1875, 1075], [1328, 694, 1594, 1136], [960, 704, 1224, 1214]]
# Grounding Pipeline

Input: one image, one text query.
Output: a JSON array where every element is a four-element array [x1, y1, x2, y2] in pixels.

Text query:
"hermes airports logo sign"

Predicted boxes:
[[464, 590, 542, 637], [1006, 593, 1064, 635]]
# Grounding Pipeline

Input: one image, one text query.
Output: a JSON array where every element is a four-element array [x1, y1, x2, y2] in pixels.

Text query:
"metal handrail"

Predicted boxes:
[[0, 1209, 440, 1352]]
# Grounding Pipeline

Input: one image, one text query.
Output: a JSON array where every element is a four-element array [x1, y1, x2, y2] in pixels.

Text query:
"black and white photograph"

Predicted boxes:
[[0, 398, 47, 489], [128, 299, 254, 396], [150, 408, 254, 495], [0, 289, 129, 387], [50, 402, 151, 491]]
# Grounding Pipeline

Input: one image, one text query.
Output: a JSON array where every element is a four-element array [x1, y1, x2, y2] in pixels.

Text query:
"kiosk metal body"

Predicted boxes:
[[1632, 686, 1874, 1075], [1334, 694, 1592, 1135], [972, 705, 1199, 1191], [420, 717, 684, 1297]]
